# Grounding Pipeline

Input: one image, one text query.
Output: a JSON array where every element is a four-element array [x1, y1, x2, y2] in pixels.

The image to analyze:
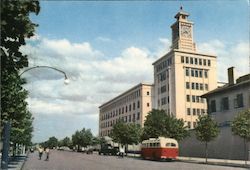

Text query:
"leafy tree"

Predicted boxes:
[[127, 123, 142, 145], [62, 137, 71, 147], [195, 115, 219, 163], [72, 128, 93, 151], [47, 136, 58, 148], [110, 120, 129, 146], [1, 0, 40, 151], [142, 109, 188, 141], [231, 109, 250, 165]]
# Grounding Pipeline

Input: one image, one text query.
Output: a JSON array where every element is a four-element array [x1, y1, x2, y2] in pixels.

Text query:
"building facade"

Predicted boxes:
[[153, 8, 217, 129], [180, 68, 250, 160], [99, 83, 153, 137]]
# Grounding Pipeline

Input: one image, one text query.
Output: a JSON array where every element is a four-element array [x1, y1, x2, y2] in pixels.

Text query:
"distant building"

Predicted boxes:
[[153, 7, 217, 129], [99, 83, 153, 137], [180, 67, 250, 160]]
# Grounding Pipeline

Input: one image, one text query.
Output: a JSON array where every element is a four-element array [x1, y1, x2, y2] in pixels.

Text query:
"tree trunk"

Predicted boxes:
[[205, 142, 208, 164]]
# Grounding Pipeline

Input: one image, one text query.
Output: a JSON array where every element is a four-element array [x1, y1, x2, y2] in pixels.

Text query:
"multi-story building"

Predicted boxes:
[[153, 7, 217, 129], [99, 83, 153, 137]]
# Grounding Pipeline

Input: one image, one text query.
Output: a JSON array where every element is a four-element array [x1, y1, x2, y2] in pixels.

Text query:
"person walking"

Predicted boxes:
[[38, 146, 43, 160], [45, 147, 50, 161], [119, 146, 125, 158]]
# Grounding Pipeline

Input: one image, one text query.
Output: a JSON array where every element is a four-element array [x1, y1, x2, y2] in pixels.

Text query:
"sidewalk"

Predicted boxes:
[[0, 154, 27, 170], [177, 156, 250, 168]]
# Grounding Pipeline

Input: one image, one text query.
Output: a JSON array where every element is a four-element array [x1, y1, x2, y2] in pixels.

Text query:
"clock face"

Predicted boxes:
[[181, 25, 191, 38]]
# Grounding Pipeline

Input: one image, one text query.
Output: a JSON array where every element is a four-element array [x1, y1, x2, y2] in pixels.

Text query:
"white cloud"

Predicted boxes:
[[197, 40, 249, 82], [21, 36, 158, 141]]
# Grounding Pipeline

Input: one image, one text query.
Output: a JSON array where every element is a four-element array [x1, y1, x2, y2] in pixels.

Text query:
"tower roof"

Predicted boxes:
[[174, 6, 189, 19]]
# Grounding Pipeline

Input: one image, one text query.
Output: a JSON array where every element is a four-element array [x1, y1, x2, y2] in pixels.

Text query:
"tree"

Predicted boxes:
[[127, 123, 142, 145], [142, 109, 189, 141], [47, 136, 58, 149], [231, 109, 250, 165], [72, 128, 93, 151], [62, 137, 71, 147], [195, 115, 219, 163], [1, 0, 40, 151], [110, 120, 129, 146]]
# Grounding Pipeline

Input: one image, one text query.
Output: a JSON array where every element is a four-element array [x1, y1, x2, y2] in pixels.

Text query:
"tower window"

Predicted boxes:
[[181, 56, 184, 63], [185, 57, 189, 64]]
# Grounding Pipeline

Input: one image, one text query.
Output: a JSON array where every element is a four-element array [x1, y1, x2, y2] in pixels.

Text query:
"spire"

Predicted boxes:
[[175, 6, 189, 20]]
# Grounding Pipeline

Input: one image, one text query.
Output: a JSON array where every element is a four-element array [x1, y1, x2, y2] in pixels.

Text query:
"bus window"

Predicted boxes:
[[171, 143, 176, 147], [150, 143, 153, 147], [166, 143, 171, 147]]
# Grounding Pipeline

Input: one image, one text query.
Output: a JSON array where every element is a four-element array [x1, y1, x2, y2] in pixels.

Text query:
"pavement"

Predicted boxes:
[[2, 152, 250, 170], [0, 154, 27, 170]]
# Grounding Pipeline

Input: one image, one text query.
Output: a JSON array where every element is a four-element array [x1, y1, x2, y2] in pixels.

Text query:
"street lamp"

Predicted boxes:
[[1, 65, 69, 169], [19, 65, 70, 84]]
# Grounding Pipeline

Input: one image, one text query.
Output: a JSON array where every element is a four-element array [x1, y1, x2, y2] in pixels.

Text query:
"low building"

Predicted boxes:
[[179, 67, 250, 160], [99, 83, 153, 137]]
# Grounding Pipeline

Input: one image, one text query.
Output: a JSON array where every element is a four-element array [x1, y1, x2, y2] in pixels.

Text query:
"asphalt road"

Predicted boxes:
[[22, 150, 246, 170]]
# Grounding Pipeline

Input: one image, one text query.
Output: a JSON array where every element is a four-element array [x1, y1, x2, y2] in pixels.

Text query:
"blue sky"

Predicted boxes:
[[22, 1, 249, 143]]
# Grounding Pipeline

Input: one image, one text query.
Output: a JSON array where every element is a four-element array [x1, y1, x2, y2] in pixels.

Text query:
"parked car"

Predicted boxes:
[[98, 144, 119, 156]]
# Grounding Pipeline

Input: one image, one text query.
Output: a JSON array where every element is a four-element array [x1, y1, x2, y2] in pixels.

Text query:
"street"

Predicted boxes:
[[22, 150, 246, 170]]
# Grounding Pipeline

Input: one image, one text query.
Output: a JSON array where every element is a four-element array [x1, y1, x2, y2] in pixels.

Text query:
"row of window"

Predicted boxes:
[[156, 57, 173, 73], [186, 95, 206, 103], [141, 142, 176, 148], [187, 108, 207, 116], [181, 56, 211, 66], [101, 101, 141, 120], [185, 68, 208, 78], [102, 89, 150, 112], [101, 113, 141, 128], [186, 82, 209, 91], [210, 93, 244, 113]]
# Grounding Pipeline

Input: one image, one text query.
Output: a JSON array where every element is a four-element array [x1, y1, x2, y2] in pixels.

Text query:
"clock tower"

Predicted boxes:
[[171, 7, 196, 51]]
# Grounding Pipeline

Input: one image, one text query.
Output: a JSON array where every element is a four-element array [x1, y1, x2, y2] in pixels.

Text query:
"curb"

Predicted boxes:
[[177, 159, 250, 168]]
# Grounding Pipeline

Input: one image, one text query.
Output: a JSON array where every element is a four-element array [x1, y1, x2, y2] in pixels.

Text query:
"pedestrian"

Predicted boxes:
[[45, 147, 50, 161], [38, 146, 43, 160], [119, 146, 125, 158]]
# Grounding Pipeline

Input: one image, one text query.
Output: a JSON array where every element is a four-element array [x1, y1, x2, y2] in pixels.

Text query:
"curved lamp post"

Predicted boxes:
[[1, 66, 69, 169], [19, 65, 70, 84]]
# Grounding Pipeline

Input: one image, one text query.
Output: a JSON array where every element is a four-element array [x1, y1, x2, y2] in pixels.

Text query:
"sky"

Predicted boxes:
[[20, 1, 249, 143]]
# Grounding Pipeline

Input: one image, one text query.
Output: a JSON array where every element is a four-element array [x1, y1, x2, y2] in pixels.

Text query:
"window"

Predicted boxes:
[[137, 112, 140, 120], [203, 59, 207, 66], [210, 100, 216, 112], [208, 60, 211, 66], [221, 97, 229, 111], [129, 104, 131, 111], [181, 56, 184, 63], [137, 101, 140, 108], [186, 95, 190, 102], [193, 122, 197, 128], [161, 97, 167, 105], [125, 106, 127, 112], [185, 56, 189, 64], [191, 69, 194, 77], [190, 57, 194, 64], [147, 103, 150, 107], [129, 115, 131, 122], [199, 59, 202, 65], [199, 70, 203, 78], [187, 122, 191, 129], [235, 93, 244, 108], [186, 68, 189, 76], [192, 95, 196, 102], [186, 82, 190, 89], [193, 108, 196, 115], [133, 114, 136, 122], [205, 84, 208, 91], [196, 83, 199, 90], [147, 91, 150, 95], [195, 58, 198, 65], [187, 108, 191, 115], [204, 71, 208, 78], [133, 103, 135, 110], [200, 83, 204, 90], [192, 83, 195, 89], [196, 96, 200, 103], [195, 70, 198, 77], [161, 85, 166, 93]]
